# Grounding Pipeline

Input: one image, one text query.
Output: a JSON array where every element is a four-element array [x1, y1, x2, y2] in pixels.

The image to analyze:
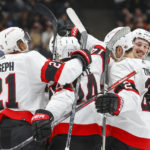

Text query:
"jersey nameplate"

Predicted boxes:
[[0, 62, 14, 72]]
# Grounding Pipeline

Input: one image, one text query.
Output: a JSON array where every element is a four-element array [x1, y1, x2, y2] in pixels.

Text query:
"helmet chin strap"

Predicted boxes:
[[113, 51, 124, 61]]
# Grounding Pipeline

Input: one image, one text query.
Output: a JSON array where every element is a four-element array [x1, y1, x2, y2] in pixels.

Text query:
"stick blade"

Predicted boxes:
[[66, 8, 86, 33], [107, 27, 130, 51]]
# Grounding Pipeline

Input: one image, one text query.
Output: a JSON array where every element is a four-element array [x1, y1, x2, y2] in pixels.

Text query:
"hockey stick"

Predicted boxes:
[[101, 27, 131, 150], [66, 8, 87, 49], [33, 3, 58, 60], [53, 70, 137, 127], [101, 37, 110, 150], [65, 7, 88, 150], [1, 70, 136, 150]]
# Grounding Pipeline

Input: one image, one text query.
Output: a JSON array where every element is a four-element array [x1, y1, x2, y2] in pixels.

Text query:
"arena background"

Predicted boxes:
[[0, 0, 149, 52]]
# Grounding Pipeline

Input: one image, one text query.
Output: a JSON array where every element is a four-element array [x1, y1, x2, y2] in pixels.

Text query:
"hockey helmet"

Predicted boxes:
[[104, 26, 132, 61], [0, 27, 31, 54], [49, 35, 80, 59], [104, 27, 124, 45], [132, 28, 150, 44]]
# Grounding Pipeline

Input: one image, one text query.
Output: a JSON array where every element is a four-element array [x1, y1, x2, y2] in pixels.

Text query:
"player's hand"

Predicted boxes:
[[31, 109, 54, 142], [95, 93, 123, 116], [69, 26, 81, 43], [71, 49, 92, 71]]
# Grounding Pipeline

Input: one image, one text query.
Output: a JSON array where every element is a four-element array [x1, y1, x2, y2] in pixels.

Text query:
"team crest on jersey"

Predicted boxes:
[[143, 68, 150, 76]]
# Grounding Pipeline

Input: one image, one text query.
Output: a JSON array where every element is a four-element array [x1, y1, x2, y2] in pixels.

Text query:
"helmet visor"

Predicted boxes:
[[24, 32, 31, 43]]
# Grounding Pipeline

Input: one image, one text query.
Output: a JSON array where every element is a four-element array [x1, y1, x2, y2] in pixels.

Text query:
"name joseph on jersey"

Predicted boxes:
[[0, 62, 14, 72]]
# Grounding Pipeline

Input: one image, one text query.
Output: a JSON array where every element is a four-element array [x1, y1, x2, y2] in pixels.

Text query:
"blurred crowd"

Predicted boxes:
[[114, 0, 150, 59], [2, 0, 150, 52], [0, 0, 79, 50], [114, 0, 150, 31]]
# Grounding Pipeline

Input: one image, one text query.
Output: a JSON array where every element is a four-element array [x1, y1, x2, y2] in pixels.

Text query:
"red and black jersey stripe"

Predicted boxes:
[[114, 79, 139, 95], [91, 45, 110, 72], [41, 60, 65, 83]]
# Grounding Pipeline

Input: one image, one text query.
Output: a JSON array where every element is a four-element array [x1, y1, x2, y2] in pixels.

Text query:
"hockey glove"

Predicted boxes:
[[71, 49, 92, 71], [95, 93, 123, 116], [31, 109, 54, 142], [69, 26, 81, 43]]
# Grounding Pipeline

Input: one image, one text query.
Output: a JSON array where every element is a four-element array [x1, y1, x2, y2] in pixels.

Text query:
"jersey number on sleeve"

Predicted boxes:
[[141, 78, 150, 111], [0, 73, 18, 110]]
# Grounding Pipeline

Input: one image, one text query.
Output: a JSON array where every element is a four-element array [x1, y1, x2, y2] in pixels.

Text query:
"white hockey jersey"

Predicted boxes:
[[0, 50, 84, 123], [108, 58, 150, 149], [48, 44, 106, 141]]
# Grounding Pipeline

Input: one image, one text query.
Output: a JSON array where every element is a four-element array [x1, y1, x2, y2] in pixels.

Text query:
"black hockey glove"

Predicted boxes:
[[71, 49, 92, 71], [69, 26, 81, 43], [31, 109, 54, 142], [95, 93, 123, 116]]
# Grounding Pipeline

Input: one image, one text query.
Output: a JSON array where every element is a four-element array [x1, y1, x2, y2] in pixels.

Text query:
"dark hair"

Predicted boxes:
[[125, 48, 133, 54], [17, 39, 24, 45], [133, 37, 150, 46]]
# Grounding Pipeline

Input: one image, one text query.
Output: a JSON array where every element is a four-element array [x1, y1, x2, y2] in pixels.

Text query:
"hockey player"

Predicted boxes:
[[95, 28, 150, 150], [36, 27, 130, 150], [29, 31, 106, 149], [0, 27, 92, 149], [45, 35, 105, 150], [132, 28, 150, 59]]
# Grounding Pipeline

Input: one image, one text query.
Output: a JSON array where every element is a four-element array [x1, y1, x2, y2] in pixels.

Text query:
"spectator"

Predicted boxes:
[[133, 16, 149, 30], [41, 22, 53, 50], [134, 8, 147, 23], [17, 10, 30, 29], [30, 22, 42, 50], [58, 13, 68, 30]]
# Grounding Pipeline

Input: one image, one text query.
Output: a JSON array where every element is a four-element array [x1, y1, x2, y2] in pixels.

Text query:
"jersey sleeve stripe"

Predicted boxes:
[[41, 59, 51, 83], [107, 125, 150, 149], [55, 88, 74, 93], [0, 108, 33, 124], [114, 79, 140, 95], [48, 123, 102, 142], [91, 45, 110, 72], [94, 45, 106, 51], [54, 63, 65, 82]]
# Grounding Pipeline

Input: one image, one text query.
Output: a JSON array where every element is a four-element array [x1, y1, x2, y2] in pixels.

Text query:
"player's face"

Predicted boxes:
[[133, 38, 149, 59]]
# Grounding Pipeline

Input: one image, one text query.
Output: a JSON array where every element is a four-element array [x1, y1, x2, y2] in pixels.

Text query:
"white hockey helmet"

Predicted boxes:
[[49, 35, 80, 59], [132, 28, 150, 45], [104, 27, 124, 45], [104, 26, 132, 61], [113, 32, 134, 60], [0, 27, 31, 54]]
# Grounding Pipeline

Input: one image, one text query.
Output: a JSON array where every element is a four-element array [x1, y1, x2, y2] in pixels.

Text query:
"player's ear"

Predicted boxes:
[[116, 46, 123, 58], [17, 40, 26, 51]]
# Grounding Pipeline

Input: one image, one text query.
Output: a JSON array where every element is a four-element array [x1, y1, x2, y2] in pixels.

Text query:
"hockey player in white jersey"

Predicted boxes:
[[46, 35, 105, 150], [29, 29, 105, 150], [37, 26, 129, 150], [95, 28, 150, 150], [0, 27, 92, 149]]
